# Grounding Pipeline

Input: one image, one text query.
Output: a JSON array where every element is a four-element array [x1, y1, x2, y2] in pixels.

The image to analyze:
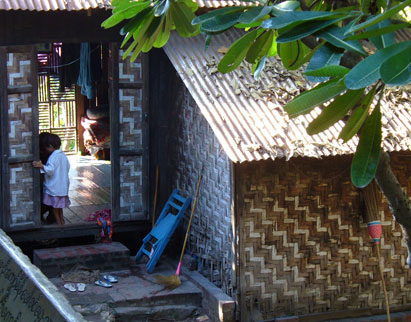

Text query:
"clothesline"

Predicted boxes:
[[41, 45, 100, 69]]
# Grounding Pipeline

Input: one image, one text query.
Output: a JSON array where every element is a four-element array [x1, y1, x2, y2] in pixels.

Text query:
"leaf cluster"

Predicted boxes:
[[103, 0, 411, 188], [192, 0, 411, 188], [101, 0, 199, 61]]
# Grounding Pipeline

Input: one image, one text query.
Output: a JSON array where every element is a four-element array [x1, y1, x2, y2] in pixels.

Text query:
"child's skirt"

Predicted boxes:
[[43, 193, 71, 208]]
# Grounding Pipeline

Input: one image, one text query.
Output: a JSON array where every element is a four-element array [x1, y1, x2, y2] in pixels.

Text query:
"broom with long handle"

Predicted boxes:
[[155, 172, 203, 290], [152, 166, 159, 228], [363, 180, 391, 322]]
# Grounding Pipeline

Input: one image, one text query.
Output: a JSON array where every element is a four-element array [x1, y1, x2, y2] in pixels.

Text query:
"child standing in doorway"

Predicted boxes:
[[33, 133, 70, 225]]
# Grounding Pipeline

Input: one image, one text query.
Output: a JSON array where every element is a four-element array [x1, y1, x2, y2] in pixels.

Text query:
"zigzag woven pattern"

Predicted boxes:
[[117, 52, 145, 220], [9, 163, 34, 224], [119, 155, 143, 219], [119, 50, 142, 83], [119, 88, 142, 150], [238, 154, 411, 319], [8, 93, 33, 157], [7, 52, 31, 86], [169, 87, 234, 295]]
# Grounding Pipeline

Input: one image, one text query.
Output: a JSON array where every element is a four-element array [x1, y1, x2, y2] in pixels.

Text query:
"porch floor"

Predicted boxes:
[[52, 155, 111, 225]]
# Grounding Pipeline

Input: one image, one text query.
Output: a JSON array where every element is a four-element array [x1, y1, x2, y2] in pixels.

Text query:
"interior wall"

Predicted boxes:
[[149, 49, 234, 295], [236, 153, 411, 320]]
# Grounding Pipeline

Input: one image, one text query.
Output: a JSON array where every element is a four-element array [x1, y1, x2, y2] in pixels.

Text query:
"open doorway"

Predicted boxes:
[[37, 42, 111, 225]]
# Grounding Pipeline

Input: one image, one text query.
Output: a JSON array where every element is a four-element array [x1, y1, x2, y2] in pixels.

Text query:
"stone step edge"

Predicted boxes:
[[109, 289, 203, 308]]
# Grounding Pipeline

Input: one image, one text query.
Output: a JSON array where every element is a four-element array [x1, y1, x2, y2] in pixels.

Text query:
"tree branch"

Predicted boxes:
[[374, 151, 411, 267]]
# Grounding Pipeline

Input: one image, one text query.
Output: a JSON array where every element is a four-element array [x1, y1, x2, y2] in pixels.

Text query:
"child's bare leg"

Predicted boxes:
[[51, 208, 61, 225], [58, 208, 65, 225]]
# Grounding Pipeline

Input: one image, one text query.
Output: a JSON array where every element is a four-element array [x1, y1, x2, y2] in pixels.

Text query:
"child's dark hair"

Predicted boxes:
[[39, 132, 51, 148], [45, 133, 61, 149]]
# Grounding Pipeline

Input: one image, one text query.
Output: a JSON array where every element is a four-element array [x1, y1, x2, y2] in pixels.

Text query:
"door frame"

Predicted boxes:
[[0, 46, 41, 231], [109, 43, 150, 222]]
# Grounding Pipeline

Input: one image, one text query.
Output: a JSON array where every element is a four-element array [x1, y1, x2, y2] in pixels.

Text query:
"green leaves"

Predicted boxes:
[[218, 29, 260, 73], [245, 30, 274, 63], [348, 0, 411, 33], [284, 77, 347, 117], [170, 1, 199, 37], [238, 6, 272, 24], [192, 7, 244, 26], [317, 26, 367, 56], [345, 41, 411, 89], [305, 44, 344, 82], [102, 0, 199, 61], [367, 20, 395, 50], [306, 89, 364, 135], [278, 40, 311, 70], [305, 65, 350, 78], [339, 86, 376, 142], [380, 46, 411, 85], [262, 11, 351, 29], [200, 10, 244, 33], [276, 17, 347, 43], [344, 22, 410, 41], [351, 103, 382, 188]]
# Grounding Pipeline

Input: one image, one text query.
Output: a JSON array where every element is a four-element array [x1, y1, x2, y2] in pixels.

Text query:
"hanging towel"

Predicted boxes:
[[77, 43, 93, 99]]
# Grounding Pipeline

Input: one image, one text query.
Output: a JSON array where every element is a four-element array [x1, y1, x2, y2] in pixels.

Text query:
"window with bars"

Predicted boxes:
[[38, 43, 78, 153]]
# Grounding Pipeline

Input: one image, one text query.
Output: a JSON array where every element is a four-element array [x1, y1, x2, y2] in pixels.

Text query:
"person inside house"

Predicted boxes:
[[39, 132, 54, 224], [33, 133, 71, 225]]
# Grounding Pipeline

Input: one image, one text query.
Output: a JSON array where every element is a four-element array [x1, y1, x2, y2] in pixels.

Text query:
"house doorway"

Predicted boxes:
[[37, 43, 111, 225]]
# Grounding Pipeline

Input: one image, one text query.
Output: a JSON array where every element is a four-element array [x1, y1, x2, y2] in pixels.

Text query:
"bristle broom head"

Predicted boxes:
[[363, 180, 380, 223], [154, 274, 182, 290]]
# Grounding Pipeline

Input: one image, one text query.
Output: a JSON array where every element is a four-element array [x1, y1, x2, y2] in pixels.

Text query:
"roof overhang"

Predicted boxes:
[[164, 30, 411, 163]]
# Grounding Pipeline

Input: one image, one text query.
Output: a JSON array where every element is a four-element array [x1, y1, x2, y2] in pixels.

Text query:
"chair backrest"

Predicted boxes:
[[154, 189, 191, 226]]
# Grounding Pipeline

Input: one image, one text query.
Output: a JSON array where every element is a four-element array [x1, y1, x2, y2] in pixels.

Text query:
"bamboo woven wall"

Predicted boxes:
[[118, 51, 145, 219], [168, 85, 234, 295], [237, 153, 411, 319], [6, 50, 36, 225]]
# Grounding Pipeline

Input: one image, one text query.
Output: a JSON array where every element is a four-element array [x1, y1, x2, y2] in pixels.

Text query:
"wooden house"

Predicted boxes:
[[157, 30, 411, 320], [0, 1, 152, 240], [2, 1, 411, 321]]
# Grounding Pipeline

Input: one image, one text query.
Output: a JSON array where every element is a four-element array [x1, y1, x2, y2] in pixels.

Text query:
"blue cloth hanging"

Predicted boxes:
[[77, 43, 93, 99]]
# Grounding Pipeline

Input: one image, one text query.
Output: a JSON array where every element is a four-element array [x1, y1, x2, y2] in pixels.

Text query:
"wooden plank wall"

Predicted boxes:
[[237, 153, 411, 320]]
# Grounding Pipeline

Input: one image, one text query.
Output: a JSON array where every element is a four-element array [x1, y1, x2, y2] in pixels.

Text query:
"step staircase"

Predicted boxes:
[[34, 242, 207, 321]]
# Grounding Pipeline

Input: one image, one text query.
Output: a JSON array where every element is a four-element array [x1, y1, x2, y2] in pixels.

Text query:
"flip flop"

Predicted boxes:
[[64, 283, 76, 292], [103, 274, 118, 283], [77, 283, 86, 292], [94, 280, 112, 288]]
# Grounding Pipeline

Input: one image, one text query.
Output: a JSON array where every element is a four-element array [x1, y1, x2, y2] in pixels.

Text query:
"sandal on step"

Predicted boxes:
[[95, 280, 112, 288], [103, 274, 118, 283], [64, 283, 76, 292], [77, 283, 86, 292]]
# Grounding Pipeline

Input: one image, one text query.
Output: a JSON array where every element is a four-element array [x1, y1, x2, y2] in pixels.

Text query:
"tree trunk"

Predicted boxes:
[[375, 151, 411, 267]]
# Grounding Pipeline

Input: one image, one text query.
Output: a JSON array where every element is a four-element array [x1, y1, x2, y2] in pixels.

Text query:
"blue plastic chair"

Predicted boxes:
[[135, 189, 191, 273]]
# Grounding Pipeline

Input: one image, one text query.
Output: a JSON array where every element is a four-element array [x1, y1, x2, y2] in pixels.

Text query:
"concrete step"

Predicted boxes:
[[33, 242, 130, 277], [50, 262, 204, 321], [113, 304, 199, 321]]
